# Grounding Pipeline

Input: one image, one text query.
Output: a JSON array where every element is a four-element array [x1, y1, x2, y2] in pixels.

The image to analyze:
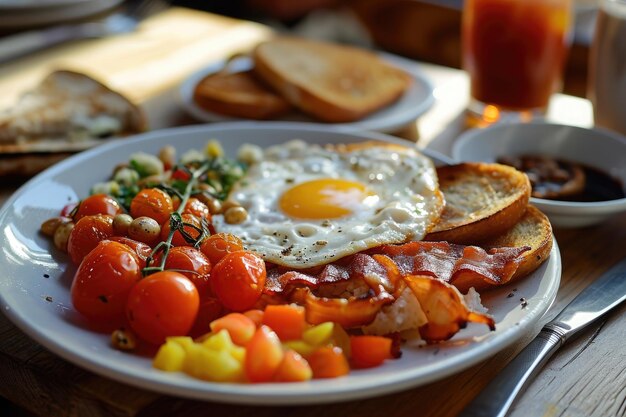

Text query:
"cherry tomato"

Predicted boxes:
[[130, 188, 174, 225], [245, 325, 284, 382], [108, 236, 152, 269], [71, 240, 142, 324], [67, 214, 115, 265], [200, 233, 244, 265], [171, 168, 191, 181], [183, 197, 211, 220], [189, 297, 223, 338], [74, 194, 122, 222], [211, 251, 266, 312], [162, 246, 212, 297], [126, 271, 199, 345], [160, 213, 203, 247]]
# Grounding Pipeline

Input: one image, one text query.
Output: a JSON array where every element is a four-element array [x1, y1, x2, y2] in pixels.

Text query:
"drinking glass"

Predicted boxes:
[[588, 0, 626, 135], [462, 0, 573, 125]]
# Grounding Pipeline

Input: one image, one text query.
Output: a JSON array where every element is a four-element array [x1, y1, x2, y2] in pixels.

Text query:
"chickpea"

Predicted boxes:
[[128, 216, 161, 244], [195, 192, 222, 214], [53, 222, 75, 252], [137, 174, 164, 188], [41, 217, 70, 237], [205, 197, 222, 215], [111, 328, 137, 351], [196, 183, 217, 194], [158, 145, 176, 169], [221, 200, 241, 213], [224, 206, 248, 224], [112, 213, 133, 236]]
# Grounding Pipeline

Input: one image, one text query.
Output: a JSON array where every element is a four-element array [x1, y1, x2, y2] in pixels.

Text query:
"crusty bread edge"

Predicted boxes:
[[425, 163, 532, 244], [51, 69, 147, 134], [494, 205, 554, 282]]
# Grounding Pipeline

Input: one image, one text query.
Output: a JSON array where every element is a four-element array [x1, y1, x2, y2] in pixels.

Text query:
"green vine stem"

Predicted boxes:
[[142, 161, 211, 276]]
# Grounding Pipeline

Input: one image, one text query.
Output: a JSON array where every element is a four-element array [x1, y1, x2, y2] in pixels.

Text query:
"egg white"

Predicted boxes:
[[212, 140, 443, 268]]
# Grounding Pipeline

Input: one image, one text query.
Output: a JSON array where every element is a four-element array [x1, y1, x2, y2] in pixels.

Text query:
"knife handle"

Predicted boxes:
[[457, 328, 564, 417]]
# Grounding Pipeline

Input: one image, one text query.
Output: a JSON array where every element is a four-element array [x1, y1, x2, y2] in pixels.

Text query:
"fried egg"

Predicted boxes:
[[212, 140, 443, 268]]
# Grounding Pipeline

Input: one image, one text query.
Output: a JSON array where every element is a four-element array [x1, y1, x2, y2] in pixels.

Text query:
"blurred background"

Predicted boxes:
[[167, 0, 599, 99]]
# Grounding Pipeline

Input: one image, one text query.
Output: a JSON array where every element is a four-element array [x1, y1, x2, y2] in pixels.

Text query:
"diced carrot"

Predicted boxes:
[[350, 335, 392, 369], [245, 325, 284, 382], [210, 313, 256, 346], [274, 350, 313, 382], [243, 309, 265, 327], [262, 304, 306, 341], [308, 346, 350, 379]]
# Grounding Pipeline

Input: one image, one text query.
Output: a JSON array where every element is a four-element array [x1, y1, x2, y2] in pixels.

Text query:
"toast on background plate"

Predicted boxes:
[[0, 70, 146, 147], [252, 37, 413, 122], [193, 70, 292, 120], [425, 162, 532, 244]]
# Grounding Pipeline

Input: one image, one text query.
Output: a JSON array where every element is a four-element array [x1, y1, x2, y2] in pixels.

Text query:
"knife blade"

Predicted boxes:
[[458, 256, 626, 417]]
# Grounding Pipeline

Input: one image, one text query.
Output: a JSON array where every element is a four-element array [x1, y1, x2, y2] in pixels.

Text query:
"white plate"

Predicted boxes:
[[0, 122, 560, 405], [179, 53, 435, 134]]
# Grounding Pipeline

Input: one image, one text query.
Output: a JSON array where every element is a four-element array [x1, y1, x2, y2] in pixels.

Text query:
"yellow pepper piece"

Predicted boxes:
[[201, 329, 235, 351], [283, 340, 316, 358], [153, 341, 186, 372], [166, 336, 195, 349], [332, 324, 352, 358], [302, 322, 334, 346], [184, 343, 244, 382]]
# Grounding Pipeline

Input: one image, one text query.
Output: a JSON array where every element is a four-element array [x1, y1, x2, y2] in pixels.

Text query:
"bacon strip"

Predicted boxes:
[[260, 242, 527, 340], [265, 241, 529, 295], [370, 242, 530, 292]]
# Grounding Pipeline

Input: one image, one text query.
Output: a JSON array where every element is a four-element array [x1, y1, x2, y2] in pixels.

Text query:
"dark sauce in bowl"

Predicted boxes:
[[497, 155, 625, 202]]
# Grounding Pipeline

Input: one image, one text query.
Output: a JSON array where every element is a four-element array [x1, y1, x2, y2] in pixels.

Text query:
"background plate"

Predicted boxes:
[[179, 53, 435, 133], [0, 122, 560, 405]]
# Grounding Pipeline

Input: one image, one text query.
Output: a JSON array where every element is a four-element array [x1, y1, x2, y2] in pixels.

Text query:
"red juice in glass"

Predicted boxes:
[[462, 0, 572, 120]]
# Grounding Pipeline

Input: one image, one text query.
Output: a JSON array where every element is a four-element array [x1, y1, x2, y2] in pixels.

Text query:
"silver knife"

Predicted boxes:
[[458, 256, 626, 417]]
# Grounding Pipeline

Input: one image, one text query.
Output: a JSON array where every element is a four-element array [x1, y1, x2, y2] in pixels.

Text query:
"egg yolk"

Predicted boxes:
[[279, 178, 376, 219]]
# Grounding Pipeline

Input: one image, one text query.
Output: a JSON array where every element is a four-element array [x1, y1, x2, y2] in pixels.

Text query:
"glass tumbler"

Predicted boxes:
[[462, 0, 573, 125]]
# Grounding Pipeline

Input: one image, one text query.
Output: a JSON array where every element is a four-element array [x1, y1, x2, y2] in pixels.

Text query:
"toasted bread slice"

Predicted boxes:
[[193, 70, 292, 120], [425, 162, 531, 244], [252, 37, 412, 122], [483, 205, 553, 281], [0, 70, 146, 147]]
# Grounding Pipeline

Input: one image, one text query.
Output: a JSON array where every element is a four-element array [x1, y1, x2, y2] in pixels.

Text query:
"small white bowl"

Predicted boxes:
[[452, 122, 626, 228]]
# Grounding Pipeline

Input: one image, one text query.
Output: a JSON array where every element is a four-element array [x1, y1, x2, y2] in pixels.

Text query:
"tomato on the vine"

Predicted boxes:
[[71, 240, 142, 324], [160, 213, 203, 247], [109, 236, 152, 269], [126, 271, 199, 345], [161, 246, 212, 297], [182, 198, 210, 220], [73, 194, 122, 221], [200, 233, 244, 265], [130, 188, 174, 225], [211, 251, 266, 312], [67, 214, 115, 265]]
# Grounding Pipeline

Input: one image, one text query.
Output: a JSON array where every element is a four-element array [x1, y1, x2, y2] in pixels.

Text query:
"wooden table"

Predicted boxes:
[[1, 7, 625, 417]]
